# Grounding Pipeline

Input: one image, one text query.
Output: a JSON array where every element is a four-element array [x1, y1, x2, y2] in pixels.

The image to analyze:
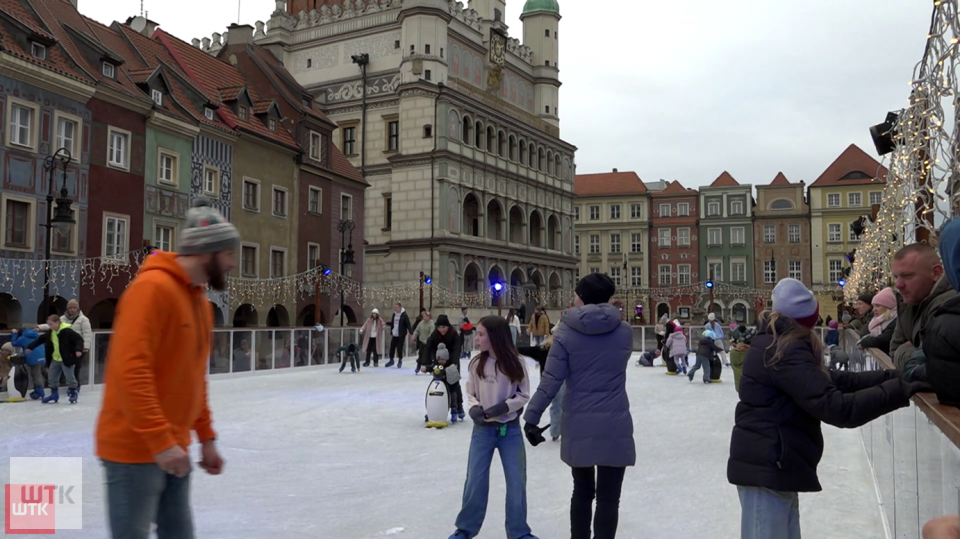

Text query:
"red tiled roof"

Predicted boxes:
[[0, 0, 93, 83], [574, 171, 647, 197], [652, 180, 695, 196], [127, 67, 155, 84], [710, 171, 739, 187], [218, 85, 245, 102], [810, 144, 888, 188], [252, 100, 274, 115], [770, 172, 791, 186]]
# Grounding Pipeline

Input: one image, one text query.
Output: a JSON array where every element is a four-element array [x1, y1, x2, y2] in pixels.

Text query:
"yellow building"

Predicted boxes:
[[808, 144, 887, 318]]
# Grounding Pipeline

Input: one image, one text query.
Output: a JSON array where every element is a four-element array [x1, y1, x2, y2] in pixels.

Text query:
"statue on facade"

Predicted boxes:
[[366, 0, 380, 12], [331, 3, 343, 18], [273, 0, 286, 15], [254, 20, 266, 37], [343, 0, 357, 17], [320, 4, 333, 22], [308, 9, 320, 25], [297, 10, 308, 27]]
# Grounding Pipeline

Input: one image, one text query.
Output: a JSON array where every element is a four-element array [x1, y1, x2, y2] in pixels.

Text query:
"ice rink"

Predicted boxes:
[[0, 354, 886, 538]]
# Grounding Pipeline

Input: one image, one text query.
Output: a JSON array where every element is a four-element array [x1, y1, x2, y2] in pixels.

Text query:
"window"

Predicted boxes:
[[708, 228, 721, 246], [341, 194, 353, 221], [383, 194, 392, 230], [51, 115, 79, 158], [9, 103, 34, 148], [205, 108, 215, 120], [828, 223, 841, 242], [270, 249, 286, 278], [574, 235, 580, 255], [788, 224, 800, 243], [658, 228, 671, 247], [203, 167, 219, 195], [630, 233, 642, 253], [590, 267, 600, 274], [309, 131, 324, 161], [789, 260, 802, 281], [609, 267, 621, 287], [707, 202, 720, 216], [308, 187, 322, 214], [677, 203, 689, 216], [272, 187, 288, 218], [631, 267, 642, 287], [731, 262, 746, 282], [103, 214, 128, 260], [770, 199, 794, 211], [848, 192, 862, 207], [827, 193, 840, 207], [849, 222, 860, 242], [658, 265, 671, 286], [269, 119, 277, 132], [574, 206, 580, 221], [763, 225, 775, 243], [589, 205, 600, 220], [610, 204, 621, 220], [3, 199, 31, 249], [659, 203, 670, 217], [610, 233, 621, 254], [238, 107, 247, 120], [243, 179, 260, 211], [151, 89, 163, 106], [102, 62, 115, 78], [545, 29, 550, 37], [677, 265, 691, 285], [731, 227, 745, 245], [708, 262, 723, 282], [589, 234, 600, 254], [342, 126, 356, 155], [108, 128, 130, 169], [241, 244, 258, 277], [155, 224, 175, 252], [731, 200, 743, 215], [630, 203, 642, 219], [30, 42, 45, 59], [677, 228, 690, 247], [764, 261, 776, 284], [387, 120, 399, 151], [158, 151, 177, 185], [424, 70, 432, 81], [829, 259, 843, 283], [308, 243, 320, 269], [870, 191, 882, 206]]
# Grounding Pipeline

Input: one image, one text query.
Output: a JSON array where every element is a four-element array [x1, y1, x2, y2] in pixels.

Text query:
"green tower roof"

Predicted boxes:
[[521, 0, 560, 16]]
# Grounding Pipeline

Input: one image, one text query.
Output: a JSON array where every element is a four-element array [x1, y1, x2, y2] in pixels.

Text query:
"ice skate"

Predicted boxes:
[[384, 359, 395, 368], [68, 388, 78, 404], [42, 389, 59, 404], [29, 387, 44, 400], [397, 359, 402, 369]]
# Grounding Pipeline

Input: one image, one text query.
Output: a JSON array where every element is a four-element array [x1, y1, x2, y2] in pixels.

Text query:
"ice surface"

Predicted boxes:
[[0, 353, 885, 538]]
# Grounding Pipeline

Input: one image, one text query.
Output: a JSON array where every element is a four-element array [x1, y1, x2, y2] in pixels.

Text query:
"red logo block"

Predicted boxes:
[[5, 484, 56, 534]]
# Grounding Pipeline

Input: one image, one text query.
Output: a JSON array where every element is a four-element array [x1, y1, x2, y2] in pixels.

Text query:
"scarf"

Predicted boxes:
[[868, 311, 896, 337], [64, 311, 79, 323]]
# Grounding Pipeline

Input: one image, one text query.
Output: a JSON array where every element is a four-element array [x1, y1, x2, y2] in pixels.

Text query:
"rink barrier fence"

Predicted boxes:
[[842, 329, 960, 539]]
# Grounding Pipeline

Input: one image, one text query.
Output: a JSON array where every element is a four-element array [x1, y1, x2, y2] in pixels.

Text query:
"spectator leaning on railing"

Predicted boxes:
[[889, 243, 957, 370], [917, 218, 960, 405], [857, 287, 898, 355]]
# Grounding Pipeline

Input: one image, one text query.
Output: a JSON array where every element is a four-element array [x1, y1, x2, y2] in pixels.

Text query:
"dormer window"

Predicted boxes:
[[102, 62, 115, 78], [269, 118, 277, 132], [151, 89, 163, 106], [30, 42, 46, 60], [204, 108, 215, 120]]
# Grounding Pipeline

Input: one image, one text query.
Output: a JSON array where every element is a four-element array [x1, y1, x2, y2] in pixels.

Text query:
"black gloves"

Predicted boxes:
[[524, 422, 549, 447], [469, 406, 486, 426], [484, 402, 510, 420]]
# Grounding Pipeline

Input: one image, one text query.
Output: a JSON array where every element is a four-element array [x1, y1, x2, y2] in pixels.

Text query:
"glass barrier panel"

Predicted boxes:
[[311, 328, 326, 365], [94, 332, 112, 384], [253, 329, 273, 371], [293, 330, 311, 367], [210, 331, 231, 375], [328, 329, 344, 364], [231, 330, 253, 373], [273, 330, 293, 369]]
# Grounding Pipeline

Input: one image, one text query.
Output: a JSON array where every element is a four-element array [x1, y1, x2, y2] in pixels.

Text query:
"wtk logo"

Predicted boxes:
[[5, 457, 83, 534]]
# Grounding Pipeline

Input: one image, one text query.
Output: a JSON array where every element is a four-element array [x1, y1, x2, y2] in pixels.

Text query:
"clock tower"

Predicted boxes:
[[521, 0, 561, 127]]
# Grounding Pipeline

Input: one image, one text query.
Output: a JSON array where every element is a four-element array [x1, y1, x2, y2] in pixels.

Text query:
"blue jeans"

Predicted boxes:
[[688, 355, 712, 382], [455, 423, 532, 539], [549, 383, 566, 439], [48, 360, 77, 390], [103, 460, 194, 539], [737, 486, 801, 539]]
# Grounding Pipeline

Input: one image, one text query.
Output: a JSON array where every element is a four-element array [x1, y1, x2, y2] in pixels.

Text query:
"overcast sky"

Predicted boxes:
[[80, 0, 932, 188]]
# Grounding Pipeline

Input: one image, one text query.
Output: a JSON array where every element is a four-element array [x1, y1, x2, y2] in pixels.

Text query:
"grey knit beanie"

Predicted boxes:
[[436, 343, 449, 362], [771, 278, 820, 328], [178, 197, 240, 256]]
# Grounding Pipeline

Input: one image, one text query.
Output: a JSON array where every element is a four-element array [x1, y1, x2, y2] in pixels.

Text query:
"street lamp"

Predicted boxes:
[[337, 220, 356, 326], [419, 272, 432, 313], [41, 148, 75, 320], [492, 282, 504, 317]]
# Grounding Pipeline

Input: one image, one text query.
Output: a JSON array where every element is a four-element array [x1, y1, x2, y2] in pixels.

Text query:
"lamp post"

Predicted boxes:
[[419, 271, 432, 313], [337, 220, 356, 326], [41, 148, 75, 320], [315, 261, 331, 326]]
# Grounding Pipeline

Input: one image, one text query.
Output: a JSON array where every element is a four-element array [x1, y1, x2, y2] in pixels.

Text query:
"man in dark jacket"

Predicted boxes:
[[921, 218, 960, 406], [27, 315, 84, 404], [890, 243, 957, 368], [384, 302, 412, 369], [848, 293, 875, 337]]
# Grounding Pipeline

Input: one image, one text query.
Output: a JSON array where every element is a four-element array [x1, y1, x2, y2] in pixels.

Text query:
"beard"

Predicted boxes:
[[205, 255, 227, 291]]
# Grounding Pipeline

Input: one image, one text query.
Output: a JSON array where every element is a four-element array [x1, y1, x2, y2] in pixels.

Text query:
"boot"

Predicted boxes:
[[30, 387, 44, 400], [363, 359, 371, 367], [397, 359, 402, 369], [339, 362, 346, 373], [68, 388, 78, 404], [42, 389, 59, 404], [385, 359, 395, 368], [450, 411, 458, 424]]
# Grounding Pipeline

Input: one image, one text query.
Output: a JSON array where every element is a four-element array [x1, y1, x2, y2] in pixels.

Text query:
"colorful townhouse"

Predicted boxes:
[[648, 180, 700, 321], [754, 172, 812, 315]]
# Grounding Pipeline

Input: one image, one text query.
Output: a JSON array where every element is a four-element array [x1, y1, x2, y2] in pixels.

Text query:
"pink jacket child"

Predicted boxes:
[[666, 326, 689, 363]]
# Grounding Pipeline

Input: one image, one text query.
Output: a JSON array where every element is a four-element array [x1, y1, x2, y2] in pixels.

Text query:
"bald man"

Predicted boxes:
[[890, 243, 957, 368]]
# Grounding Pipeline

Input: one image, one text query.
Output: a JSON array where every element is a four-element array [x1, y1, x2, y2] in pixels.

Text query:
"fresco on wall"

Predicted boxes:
[[449, 42, 534, 112]]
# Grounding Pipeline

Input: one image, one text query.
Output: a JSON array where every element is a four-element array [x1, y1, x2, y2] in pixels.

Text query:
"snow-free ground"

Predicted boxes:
[[0, 353, 885, 538]]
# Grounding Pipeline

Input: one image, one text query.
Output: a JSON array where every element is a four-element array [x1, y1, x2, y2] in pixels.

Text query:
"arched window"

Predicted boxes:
[[447, 110, 461, 141], [486, 126, 496, 153], [547, 151, 554, 175], [554, 155, 561, 178], [519, 139, 527, 164], [538, 147, 545, 171], [769, 199, 794, 211], [509, 135, 517, 161], [475, 121, 483, 149], [462, 116, 473, 146], [498, 131, 506, 157], [528, 143, 536, 168]]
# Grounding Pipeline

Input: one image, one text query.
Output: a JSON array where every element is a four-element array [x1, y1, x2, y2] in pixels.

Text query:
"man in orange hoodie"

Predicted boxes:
[[95, 198, 238, 539]]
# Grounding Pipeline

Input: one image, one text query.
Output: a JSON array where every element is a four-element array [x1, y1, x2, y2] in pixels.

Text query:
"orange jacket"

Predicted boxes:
[[96, 252, 216, 463]]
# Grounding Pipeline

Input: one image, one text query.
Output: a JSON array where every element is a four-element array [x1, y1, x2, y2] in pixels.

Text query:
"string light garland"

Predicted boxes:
[[847, 0, 959, 300]]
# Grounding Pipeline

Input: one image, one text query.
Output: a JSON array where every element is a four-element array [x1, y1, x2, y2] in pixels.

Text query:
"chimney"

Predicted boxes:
[[227, 24, 254, 45], [612, 168, 618, 173]]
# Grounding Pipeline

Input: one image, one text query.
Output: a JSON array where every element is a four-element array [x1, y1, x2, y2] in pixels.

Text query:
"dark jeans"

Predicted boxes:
[[571, 465, 626, 539], [446, 381, 464, 413], [102, 460, 194, 539], [365, 338, 379, 365], [389, 336, 403, 361]]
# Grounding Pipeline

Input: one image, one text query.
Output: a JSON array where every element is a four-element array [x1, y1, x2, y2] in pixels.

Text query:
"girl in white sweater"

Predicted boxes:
[[449, 316, 538, 539]]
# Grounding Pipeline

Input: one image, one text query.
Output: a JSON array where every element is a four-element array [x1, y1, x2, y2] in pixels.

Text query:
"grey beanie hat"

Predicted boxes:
[[178, 197, 240, 256], [436, 343, 449, 361]]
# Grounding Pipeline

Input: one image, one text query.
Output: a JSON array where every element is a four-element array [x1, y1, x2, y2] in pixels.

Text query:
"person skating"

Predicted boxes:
[[95, 198, 234, 539], [336, 343, 361, 373], [10, 325, 48, 400], [422, 315, 465, 419], [360, 309, 385, 367], [385, 302, 412, 369], [665, 321, 688, 375], [688, 330, 722, 384], [426, 343, 463, 424], [63, 298, 92, 390], [449, 316, 537, 539], [26, 315, 84, 404], [413, 310, 436, 374]]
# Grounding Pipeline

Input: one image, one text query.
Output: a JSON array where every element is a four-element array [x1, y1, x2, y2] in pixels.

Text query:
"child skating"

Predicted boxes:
[[665, 321, 688, 375], [689, 329, 722, 384]]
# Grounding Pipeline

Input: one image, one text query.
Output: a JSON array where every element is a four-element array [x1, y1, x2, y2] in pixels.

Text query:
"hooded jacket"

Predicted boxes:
[[12, 328, 46, 366], [922, 218, 960, 405], [890, 275, 956, 368], [28, 323, 83, 367], [422, 315, 462, 369], [96, 252, 216, 464], [666, 330, 688, 358], [523, 303, 636, 468]]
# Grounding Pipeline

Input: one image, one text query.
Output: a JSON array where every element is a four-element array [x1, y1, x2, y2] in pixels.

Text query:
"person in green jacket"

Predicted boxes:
[[413, 311, 436, 374], [729, 319, 759, 392]]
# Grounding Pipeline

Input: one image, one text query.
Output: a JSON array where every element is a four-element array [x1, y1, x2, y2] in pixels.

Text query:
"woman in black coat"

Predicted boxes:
[[420, 314, 464, 417], [727, 279, 928, 539]]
